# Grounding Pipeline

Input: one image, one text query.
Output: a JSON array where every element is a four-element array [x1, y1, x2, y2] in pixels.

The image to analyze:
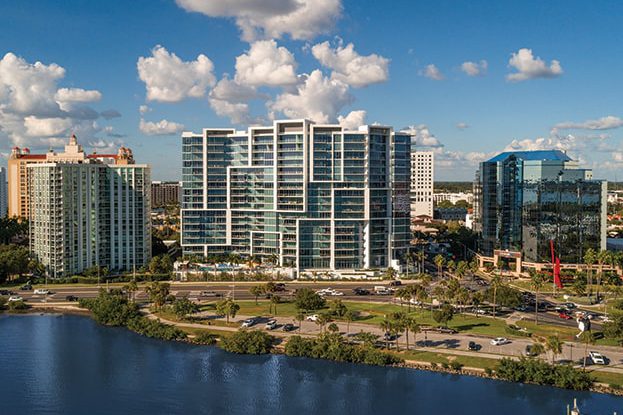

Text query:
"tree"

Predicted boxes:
[[530, 342, 545, 358], [579, 331, 595, 369], [584, 248, 597, 301], [216, 298, 240, 324], [123, 280, 139, 303], [380, 318, 394, 349], [406, 317, 420, 350], [354, 331, 379, 348], [432, 304, 454, 327], [343, 310, 355, 335], [329, 299, 347, 318], [434, 254, 445, 279], [145, 281, 171, 309], [316, 313, 330, 334], [545, 335, 563, 364], [270, 294, 281, 315], [327, 323, 339, 333], [249, 285, 264, 305], [455, 261, 469, 280], [296, 311, 306, 332], [572, 275, 587, 297], [385, 267, 397, 280], [490, 274, 502, 318], [149, 256, 161, 274], [596, 250, 611, 303], [173, 297, 199, 319], [404, 251, 414, 279], [0, 217, 28, 245], [294, 288, 325, 312], [0, 244, 31, 283], [531, 272, 546, 325]]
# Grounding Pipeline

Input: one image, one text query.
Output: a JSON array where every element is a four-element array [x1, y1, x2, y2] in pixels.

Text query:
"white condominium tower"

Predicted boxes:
[[410, 149, 434, 217], [181, 119, 411, 274], [29, 135, 151, 277]]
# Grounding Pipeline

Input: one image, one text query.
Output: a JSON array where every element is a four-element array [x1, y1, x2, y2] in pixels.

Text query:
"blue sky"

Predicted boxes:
[[0, 0, 622, 180]]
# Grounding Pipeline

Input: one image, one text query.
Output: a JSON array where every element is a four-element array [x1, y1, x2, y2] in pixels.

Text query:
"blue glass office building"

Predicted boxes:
[[475, 150, 606, 263], [181, 120, 411, 274]]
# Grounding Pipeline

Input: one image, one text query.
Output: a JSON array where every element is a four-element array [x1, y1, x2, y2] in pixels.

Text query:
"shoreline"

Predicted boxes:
[[4, 306, 622, 397]]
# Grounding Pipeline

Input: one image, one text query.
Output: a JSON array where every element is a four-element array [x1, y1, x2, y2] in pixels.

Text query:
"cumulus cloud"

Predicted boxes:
[[401, 125, 444, 147], [235, 40, 298, 87], [175, 0, 342, 42], [420, 64, 444, 81], [460, 60, 487, 77], [554, 115, 623, 130], [504, 133, 612, 154], [208, 76, 265, 124], [139, 105, 151, 115], [55, 87, 101, 102], [456, 122, 469, 130], [137, 45, 216, 102], [139, 118, 185, 136], [506, 48, 562, 82], [338, 110, 366, 130], [88, 137, 124, 153], [311, 41, 389, 87], [270, 70, 352, 123], [0, 52, 110, 149]]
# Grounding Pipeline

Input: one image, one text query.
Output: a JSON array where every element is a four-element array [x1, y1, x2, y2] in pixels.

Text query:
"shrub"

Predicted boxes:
[[449, 361, 463, 371], [7, 300, 28, 311], [220, 330, 274, 354], [484, 367, 493, 376], [496, 358, 593, 391], [194, 332, 218, 345], [505, 325, 532, 337]]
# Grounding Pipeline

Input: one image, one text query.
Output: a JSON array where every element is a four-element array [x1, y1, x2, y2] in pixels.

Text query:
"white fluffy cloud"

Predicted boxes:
[[554, 115, 623, 130], [137, 45, 216, 102], [208, 76, 264, 124], [139, 105, 151, 115], [338, 110, 366, 129], [460, 60, 487, 77], [420, 64, 444, 81], [401, 125, 444, 147], [270, 70, 352, 123], [456, 122, 469, 130], [311, 41, 389, 87], [175, 0, 342, 42], [504, 133, 612, 154], [0, 52, 114, 149], [506, 48, 562, 82], [55, 87, 101, 102], [139, 118, 185, 136], [235, 40, 298, 87]]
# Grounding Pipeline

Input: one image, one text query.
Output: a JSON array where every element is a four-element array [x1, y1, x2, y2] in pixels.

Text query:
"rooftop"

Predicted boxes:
[[487, 150, 573, 163]]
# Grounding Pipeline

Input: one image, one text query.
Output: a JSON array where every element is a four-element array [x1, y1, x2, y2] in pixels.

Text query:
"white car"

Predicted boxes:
[[589, 351, 608, 365], [329, 291, 344, 296], [265, 319, 278, 330], [34, 289, 49, 295], [306, 314, 319, 322], [8, 296, 23, 302], [241, 318, 256, 328], [490, 337, 510, 346]]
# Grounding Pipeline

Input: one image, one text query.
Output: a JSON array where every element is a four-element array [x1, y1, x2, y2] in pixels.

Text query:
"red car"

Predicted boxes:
[[558, 312, 573, 320]]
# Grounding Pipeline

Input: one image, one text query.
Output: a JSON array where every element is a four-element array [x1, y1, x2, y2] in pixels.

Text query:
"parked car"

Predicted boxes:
[[389, 280, 402, 287], [383, 332, 397, 341], [524, 344, 539, 357], [274, 283, 286, 292], [8, 296, 23, 302], [0, 289, 11, 296], [588, 351, 608, 365], [265, 319, 278, 330], [558, 312, 573, 320], [352, 288, 370, 295], [306, 314, 319, 322], [34, 289, 50, 295], [490, 337, 510, 346], [65, 295, 79, 302], [436, 327, 457, 334], [241, 318, 256, 328], [474, 308, 488, 315], [467, 341, 481, 351], [282, 323, 296, 332], [20, 284, 32, 291]]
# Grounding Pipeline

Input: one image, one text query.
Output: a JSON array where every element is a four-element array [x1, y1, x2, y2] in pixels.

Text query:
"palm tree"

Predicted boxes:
[[584, 248, 597, 301], [316, 313, 330, 334], [271, 294, 281, 316], [124, 279, 138, 303], [530, 342, 545, 358], [343, 310, 355, 336], [404, 251, 414, 279], [249, 285, 264, 305], [545, 335, 563, 364], [385, 267, 397, 280], [415, 250, 426, 273], [596, 250, 611, 304], [446, 260, 456, 276], [296, 311, 305, 332], [490, 274, 502, 319], [455, 261, 468, 280], [380, 318, 393, 349], [530, 271, 546, 325], [434, 254, 445, 279], [579, 331, 595, 369]]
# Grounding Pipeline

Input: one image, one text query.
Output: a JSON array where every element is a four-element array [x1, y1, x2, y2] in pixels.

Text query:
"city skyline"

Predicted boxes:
[[0, 0, 622, 181]]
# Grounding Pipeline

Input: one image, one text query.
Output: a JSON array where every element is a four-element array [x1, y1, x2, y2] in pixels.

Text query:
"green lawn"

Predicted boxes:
[[399, 349, 499, 370]]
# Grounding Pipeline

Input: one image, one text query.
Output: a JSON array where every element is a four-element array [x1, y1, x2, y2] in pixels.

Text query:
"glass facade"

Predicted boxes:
[[181, 120, 411, 273], [475, 150, 606, 263]]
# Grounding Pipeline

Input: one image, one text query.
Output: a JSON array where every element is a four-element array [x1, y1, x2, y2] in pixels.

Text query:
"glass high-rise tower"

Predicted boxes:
[[474, 150, 606, 263], [181, 119, 411, 274]]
